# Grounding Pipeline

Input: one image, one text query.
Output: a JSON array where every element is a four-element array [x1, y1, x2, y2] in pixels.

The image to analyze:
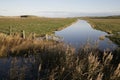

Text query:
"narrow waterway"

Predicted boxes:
[[55, 20, 117, 50]]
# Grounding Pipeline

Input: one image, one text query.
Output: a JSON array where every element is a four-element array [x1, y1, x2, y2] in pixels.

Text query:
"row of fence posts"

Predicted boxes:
[[8, 26, 54, 40], [9, 26, 26, 39], [9, 26, 36, 39]]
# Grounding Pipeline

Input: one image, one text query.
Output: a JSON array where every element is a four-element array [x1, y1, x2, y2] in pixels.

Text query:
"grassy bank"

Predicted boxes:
[[87, 19, 120, 34], [86, 18, 120, 46], [0, 33, 120, 80], [0, 17, 76, 36]]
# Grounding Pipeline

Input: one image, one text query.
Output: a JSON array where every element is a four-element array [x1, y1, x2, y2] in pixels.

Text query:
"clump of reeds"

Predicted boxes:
[[0, 33, 71, 56]]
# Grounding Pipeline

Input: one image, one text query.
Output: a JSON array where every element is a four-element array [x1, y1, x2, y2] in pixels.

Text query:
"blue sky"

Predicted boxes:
[[0, 0, 120, 17]]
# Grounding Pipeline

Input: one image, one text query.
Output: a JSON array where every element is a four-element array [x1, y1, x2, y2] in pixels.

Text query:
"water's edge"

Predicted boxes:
[[55, 20, 117, 50]]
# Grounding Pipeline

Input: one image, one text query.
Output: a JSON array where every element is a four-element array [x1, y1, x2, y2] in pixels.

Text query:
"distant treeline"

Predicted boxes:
[[88, 15, 120, 19]]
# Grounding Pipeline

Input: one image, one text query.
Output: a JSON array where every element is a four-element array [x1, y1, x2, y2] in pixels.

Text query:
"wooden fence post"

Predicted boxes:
[[45, 34, 48, 40], [9, 26, 12, 35], [32, 32, 36, 39], [22, 30, 25, 39]]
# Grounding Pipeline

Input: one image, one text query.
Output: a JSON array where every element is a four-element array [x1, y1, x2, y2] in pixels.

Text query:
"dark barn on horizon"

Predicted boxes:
[[20, 15, 29, 18]]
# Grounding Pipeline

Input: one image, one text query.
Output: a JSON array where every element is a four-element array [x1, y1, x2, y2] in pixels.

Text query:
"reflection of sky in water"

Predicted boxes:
[[0, 57, 36, 79], [55, 20, 117, 50]]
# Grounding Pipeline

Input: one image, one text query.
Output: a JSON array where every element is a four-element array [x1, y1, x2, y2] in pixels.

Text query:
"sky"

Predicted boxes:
[[0, 0, 120, 17]]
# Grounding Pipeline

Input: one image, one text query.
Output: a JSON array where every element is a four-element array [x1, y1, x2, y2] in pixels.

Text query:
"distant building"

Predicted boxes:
[[20, 15, 29, 18]]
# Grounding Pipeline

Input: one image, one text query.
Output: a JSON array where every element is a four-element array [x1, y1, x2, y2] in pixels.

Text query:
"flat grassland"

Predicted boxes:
[[0, 17, 76, 36]]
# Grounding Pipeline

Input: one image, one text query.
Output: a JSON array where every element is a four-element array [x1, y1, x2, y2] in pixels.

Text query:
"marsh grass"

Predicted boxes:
[[0, 33, 120, 80], [0, 17, 76, 36], [87, 19, 120, 34]]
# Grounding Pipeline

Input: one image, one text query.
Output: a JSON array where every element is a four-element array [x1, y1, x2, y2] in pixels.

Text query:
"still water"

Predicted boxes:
[[55, 20, 117, 50]]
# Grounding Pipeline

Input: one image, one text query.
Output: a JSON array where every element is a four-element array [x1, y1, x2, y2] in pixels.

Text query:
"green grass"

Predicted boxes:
[[86, 18, 120, 46], [0, 17, 76, 36]]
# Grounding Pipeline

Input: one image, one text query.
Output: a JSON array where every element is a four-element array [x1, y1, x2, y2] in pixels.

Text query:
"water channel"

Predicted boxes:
[[55, 20, 117, 50]]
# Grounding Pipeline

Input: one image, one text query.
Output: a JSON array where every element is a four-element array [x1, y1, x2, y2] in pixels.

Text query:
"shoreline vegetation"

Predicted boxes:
[[85, 16, 120, 46], [0, 16, 120, 80]]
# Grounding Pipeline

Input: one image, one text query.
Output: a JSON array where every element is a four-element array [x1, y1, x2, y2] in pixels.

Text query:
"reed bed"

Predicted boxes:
[[0, 33, 120, 80]]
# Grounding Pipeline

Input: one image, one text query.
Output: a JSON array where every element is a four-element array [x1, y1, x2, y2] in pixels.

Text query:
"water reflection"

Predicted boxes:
[[55, 20, 117, 50], [0, 56, 38, 80]]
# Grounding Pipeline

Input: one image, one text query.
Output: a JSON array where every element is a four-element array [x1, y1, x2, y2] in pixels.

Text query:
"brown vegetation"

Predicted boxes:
[[0, 33, 120, 80]]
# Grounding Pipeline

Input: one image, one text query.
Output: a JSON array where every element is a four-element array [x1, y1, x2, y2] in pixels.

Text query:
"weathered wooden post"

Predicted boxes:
[[21, 30, 25, 39], [32, 32, 36, 39], [45, 34, 48, 40], [9, 26, 12, 35]]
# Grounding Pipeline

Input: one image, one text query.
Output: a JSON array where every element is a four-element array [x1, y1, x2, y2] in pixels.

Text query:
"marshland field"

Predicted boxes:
[[0, 16, 120, 80], [0, 17, 76, 36]]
